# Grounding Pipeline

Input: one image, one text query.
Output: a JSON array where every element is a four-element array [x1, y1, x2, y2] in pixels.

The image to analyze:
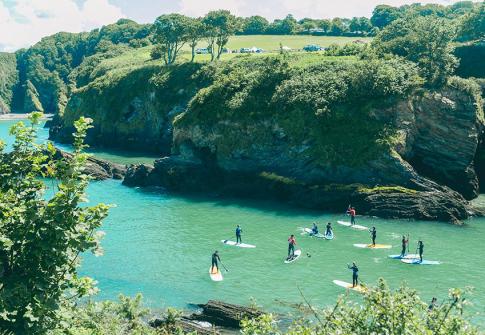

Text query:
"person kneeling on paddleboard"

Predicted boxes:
[[326, 222, 332, 236], [400, 235, 409, 257], [347, 262, 359, 287], [211, 251, 221, 274], [287, 235, 297, 260], [418, 240, 424, 263], [311, 222, 319, 235], [236, 225, 242, 244], [370, 227, 377, 246]]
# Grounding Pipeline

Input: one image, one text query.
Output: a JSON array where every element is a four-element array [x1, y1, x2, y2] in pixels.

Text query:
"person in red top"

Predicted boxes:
[[287, 234, 296, 259], [349, 207, 356, 225]]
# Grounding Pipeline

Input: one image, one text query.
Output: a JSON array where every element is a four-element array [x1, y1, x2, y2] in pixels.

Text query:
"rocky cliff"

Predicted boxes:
[[51, 56, 484, 223]]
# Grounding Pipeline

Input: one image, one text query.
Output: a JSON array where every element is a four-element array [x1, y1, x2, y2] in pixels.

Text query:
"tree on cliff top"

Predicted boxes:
[[151, 14, 193, 65], [203, 10, 239, 61], [459, 2, 485, 41], [241, 279, 478, 335], [0, 113, 109, 334], [373, 16, 458, 87]]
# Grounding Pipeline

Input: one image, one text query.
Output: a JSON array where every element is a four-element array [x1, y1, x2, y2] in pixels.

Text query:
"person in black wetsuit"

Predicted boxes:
[[428, 297, 437, 312], [418, 240, 424, 263], [369, 227, 377, 246], [311, 222, 319, 235], [287, 235, 296, 259], [347, 262, 359, 287], [400, 235, 409, 257], [325, 222, 332, 236], [236, 225, 242, 244], [211, 251, 221, 274]]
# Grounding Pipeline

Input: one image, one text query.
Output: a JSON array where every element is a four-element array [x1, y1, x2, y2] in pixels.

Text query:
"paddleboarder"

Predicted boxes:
[[211, 251, 221, 274], [325, 222, 333, 236], [287, 234, 297, 260], [236, 225, 242, 244], [418, 240, 424, 263], [347, 262, 359, 287], [311, 222, 319, 235], [349, 207, 356, 225], [369, 227, 377, 246], [428, 297, 437, 311], [400, 235, 409, 257]]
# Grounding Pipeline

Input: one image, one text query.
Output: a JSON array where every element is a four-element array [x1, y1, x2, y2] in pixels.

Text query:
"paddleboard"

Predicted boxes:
[[401, 259, 441, 265], [388, 254, 419, 259], [221, 240, 256, 248], [337, 221, 368, 230], [209, 267, 223, 281], [333, 280, 367, 293], [325, 231, 334, 240], [354, 243, 392, 249], [284, 249, 302, 263], [303, 228, 326, 239]]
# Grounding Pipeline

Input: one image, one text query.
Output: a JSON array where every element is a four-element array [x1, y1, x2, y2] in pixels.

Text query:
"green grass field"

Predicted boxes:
[[217, 35, 372, 51], [85, 35, 367, 85]]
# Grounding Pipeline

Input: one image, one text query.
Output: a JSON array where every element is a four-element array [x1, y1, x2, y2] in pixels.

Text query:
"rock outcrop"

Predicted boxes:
[[52, 149, 126, 180]]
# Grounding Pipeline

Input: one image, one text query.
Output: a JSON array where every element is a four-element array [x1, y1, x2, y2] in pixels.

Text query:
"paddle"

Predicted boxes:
[[407, 233, 410, 254], [220, 261, 229, 273]]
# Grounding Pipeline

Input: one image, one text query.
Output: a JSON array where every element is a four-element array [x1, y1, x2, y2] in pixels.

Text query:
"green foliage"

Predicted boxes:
[[151, 14, 193, 65], [242, 279, 478, 335], [241, 16, 270, 35], [324, 42, 368, 56], [0, 53, 18, 113], [459, 2, 485, 41], [0, 114, 109, 333], [203, 10, 239, 61], [179, 55, 420, 166], [373, 16, 458, 86], [50, 294, 159, 335], [454, 41, 485, 79]]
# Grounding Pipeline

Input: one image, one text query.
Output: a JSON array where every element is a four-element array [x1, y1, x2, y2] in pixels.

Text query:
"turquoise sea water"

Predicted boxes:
[[1, 119, 485, 322]]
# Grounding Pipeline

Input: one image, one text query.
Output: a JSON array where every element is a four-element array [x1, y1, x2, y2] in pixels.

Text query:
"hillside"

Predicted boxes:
[[0, 52, 17, 114]]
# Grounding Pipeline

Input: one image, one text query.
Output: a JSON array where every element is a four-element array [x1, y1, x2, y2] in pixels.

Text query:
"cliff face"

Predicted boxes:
[[50, 56, 485, 222]]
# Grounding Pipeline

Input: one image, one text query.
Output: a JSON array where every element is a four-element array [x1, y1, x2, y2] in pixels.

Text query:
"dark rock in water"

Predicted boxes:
[[150, 317, 219, 335], [52, 149, 126, 180], [189, 300, 263, 329], [123, 164, 155, 187]]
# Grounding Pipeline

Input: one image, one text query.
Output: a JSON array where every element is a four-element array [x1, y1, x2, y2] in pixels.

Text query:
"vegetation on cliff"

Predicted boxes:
[[0, 53, 17, 114]]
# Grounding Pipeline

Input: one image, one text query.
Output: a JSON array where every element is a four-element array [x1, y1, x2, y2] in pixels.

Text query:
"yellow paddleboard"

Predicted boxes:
[[209, 267, 223, 282], [333, 280, 367, 293]]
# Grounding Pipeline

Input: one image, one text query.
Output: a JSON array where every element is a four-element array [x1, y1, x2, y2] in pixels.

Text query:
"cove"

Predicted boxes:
[[1, 120, 484, 324]]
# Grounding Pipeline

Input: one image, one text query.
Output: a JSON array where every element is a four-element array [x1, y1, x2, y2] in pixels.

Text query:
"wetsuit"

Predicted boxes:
[[348, 264, 359, 287], [211, 253, 220, 273], [288, 236, 296, 258], [326, 224, 332, 236], [350, 209, 356, 225], [418, 242, 424, 262], [370, 229, 376, 246], [401, 237, 408, 256], [312, 225, 319, 235], [236, 226, 242, 244]]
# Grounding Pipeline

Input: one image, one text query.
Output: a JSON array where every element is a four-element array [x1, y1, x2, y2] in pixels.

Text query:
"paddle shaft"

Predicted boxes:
[[220, 261, 229, 272]]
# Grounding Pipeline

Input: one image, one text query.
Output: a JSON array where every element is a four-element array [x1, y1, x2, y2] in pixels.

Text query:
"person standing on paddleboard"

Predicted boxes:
[[369, 227, 377, 246], [400, 235, 409, 257], [418, 240, 424, 263], [349, 207, 356, 225], [326, 222, 333, 236], [236, 225, 242, 244], [287, 235, 297, 260], [211, 251, 221, 274], [347, 262, 359, 287]]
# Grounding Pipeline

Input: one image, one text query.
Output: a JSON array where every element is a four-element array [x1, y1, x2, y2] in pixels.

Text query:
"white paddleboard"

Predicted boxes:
[[303, 228, 326, 239], [337, 221, 368, 230], [333, 280, 367, 293], [401, 259, 441, 265], [325, 231, 334, 240], [354, 243, 392, 249], [284, 249, 302, 263], [388, 254, 419, 259], [209, 267, 223, 281], [221, 240, 256, 248]]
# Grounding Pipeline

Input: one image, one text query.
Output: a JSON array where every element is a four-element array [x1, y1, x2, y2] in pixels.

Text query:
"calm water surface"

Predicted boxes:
[[1, 119, 484, 323]]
